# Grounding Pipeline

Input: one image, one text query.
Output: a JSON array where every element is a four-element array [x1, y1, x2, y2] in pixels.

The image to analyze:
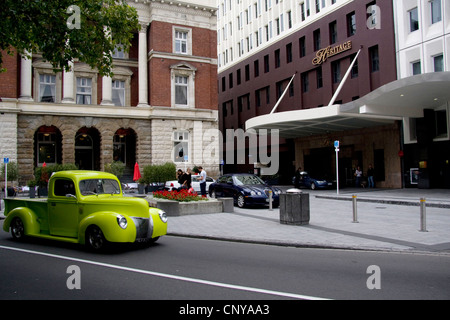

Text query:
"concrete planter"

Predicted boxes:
[[145, 196, 234, 216]]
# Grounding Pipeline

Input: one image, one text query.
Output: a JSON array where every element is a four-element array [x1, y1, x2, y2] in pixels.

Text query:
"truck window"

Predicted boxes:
[[54, 179, 76, 197], [79, 179, 120, 195]]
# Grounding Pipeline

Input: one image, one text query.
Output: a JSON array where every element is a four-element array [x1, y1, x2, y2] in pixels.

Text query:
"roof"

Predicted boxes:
[[246, 72, 450, 139]]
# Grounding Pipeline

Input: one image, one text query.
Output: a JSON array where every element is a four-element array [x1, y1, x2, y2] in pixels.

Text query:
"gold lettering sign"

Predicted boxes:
[[312, 41, 352, 65]]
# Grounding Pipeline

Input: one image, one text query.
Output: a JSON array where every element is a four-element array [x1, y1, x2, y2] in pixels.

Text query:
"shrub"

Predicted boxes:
[[143, 162, 176, 184], [104, 161, 125, 179]]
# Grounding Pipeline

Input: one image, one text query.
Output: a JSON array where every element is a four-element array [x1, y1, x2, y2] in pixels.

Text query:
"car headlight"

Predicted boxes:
[[159, 210, 168, 223], [250, 191, 256, 196], [117, 215, 128, 229]]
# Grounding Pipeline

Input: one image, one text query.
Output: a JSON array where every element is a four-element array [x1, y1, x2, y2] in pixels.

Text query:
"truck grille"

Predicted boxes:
[[131, 217, 153, 241]]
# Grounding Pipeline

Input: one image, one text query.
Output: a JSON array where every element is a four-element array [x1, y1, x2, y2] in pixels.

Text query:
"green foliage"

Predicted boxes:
[[142, 162, 177, 184], [1, 161, 19, 182], [104, 161, 125, 179], [0, 0, 139, 76], [34, 163, 79, 187]]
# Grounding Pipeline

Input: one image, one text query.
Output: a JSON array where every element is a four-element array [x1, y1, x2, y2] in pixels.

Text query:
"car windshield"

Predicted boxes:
[[79, 179, 121, 195], [233, 175, 265, 185]]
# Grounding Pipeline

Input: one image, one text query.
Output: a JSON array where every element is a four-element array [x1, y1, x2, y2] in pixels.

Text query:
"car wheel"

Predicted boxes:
[[310, 183, 316, 190], [237, 194, 245, 208], [11, 217, 25, 241], [86, 226, 108, 251]]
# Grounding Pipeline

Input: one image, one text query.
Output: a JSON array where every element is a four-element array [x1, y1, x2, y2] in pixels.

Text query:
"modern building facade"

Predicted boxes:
[[218, 0, 450, 189], [0, 0, 219, 184]]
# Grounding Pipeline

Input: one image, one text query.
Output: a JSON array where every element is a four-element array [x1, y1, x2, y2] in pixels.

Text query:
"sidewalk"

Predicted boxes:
[[167, 188, 450, 254], [1, 188, 450, 254]]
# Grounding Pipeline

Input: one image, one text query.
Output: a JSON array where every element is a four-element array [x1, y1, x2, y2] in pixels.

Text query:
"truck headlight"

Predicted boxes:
[[117, 215, 128, 229], [159, 210, 168, 223]]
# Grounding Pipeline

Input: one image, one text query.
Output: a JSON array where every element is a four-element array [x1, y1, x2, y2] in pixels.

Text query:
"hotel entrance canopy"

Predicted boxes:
[[246, 72, 450, 139]]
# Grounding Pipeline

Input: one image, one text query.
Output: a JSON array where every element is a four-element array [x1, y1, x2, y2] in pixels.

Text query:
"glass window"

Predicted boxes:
[[39, 74, 56, 103], [112, 80, 125, 106], [54, 179, 76, 197], [79, 179, 121, 195], [431, 0, 442, 24], [434, 55, 444, 72], [175, 76, 188, 105], [173, 131, 189, 163], [76, 77, 92, 105], [37, 132, 57, 164], [175, 31, 188, 54], [409, 7, 419, 32]]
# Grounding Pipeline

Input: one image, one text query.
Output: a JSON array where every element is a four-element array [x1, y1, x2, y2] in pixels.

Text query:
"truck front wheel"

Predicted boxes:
[[11, 217, 25, 241], [86, 226, 108, 251]]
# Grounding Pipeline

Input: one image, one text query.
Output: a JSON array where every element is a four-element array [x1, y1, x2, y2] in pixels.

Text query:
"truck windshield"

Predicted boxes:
[[79, 179, 121, 196]]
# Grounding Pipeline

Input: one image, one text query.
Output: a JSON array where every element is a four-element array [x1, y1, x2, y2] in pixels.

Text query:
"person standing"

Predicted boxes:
[[354, 166, 363, 188], [198, 166, 207, 197], [367, 164, 375, 188]]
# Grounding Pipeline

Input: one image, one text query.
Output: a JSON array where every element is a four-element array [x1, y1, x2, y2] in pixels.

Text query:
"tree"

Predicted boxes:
[[0, 0, 139, 76]]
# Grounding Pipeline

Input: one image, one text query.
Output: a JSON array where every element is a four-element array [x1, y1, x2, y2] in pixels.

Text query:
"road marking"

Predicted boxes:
[[0, 245, 330, 300]]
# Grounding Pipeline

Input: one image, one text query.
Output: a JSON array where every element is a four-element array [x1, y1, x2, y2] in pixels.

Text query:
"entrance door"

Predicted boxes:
[[75, 134, 94, 170]]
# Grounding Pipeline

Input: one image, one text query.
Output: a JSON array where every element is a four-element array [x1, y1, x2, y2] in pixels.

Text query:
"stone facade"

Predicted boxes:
[[0, 0, 219, 185]]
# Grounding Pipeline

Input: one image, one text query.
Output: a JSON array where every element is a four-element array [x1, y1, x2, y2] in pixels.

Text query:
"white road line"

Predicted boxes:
[[0, 245, 330, 300]]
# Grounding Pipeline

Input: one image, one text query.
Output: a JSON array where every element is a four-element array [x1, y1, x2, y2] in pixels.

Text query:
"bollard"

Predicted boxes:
[[269, 190, 273, 211], [352, 194, 358, 223], [419, 198, 427, 232]]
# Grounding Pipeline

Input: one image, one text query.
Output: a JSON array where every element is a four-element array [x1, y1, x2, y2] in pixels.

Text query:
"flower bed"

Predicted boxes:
[[153, 189, 208, 202]]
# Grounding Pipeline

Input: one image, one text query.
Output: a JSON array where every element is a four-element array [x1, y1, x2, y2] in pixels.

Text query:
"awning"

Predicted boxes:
[[246, 72, 450, 139]]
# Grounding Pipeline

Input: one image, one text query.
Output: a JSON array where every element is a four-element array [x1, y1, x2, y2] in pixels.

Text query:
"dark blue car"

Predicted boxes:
[[209, 173, 282, 208], [293, 171, 334, 190]]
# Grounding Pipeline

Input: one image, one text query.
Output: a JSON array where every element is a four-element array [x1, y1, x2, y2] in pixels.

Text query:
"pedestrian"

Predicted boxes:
[[354, 166, 363, 188], [198, 166, 207, 197], [182, 168, 192, 190], [367, 164, 375, 188], [294, 167, 302, 188]]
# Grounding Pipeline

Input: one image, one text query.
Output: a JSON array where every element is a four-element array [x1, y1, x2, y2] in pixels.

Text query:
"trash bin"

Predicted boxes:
[[280, 189, 310, 225]]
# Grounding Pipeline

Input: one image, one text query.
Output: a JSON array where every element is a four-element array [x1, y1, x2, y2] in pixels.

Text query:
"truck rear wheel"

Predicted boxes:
[[11, 218, 25, 241], [86, 226, 108, 251]]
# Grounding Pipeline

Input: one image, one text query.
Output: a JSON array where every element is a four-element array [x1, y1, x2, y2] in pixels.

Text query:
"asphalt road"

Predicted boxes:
[[1, 223, 450, 304]]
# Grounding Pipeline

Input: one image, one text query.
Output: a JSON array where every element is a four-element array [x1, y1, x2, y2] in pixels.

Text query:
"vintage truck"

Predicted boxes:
[[2, 170, 168, 250]]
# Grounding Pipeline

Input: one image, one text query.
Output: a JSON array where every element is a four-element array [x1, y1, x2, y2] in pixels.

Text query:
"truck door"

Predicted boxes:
[[48, 178, 79, 238]]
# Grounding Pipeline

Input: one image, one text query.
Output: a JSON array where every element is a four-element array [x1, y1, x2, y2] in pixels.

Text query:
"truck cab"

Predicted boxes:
[[3, 171, 168, 250]]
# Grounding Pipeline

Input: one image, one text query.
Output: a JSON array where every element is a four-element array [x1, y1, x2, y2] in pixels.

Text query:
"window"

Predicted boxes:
[[301, 72, 309, 93], [313, 29, 321, 51], [112, 44, 125, 59], [347, 12, 356, 36], [173, 131, 189, 163], [286, 43, 292, 63], [412, 61, 421, 75], [37, 132, 57, 164], [112, 80, 125, 106], [332, 61, 341, 83], [299, 36, 306, 58], [431, 0, 442, 24], [409, 7, 419, 32], [175, 31, 188, 54], [274, 49, 280, 68], [76, 77, 92, 105], [434, 54, 444, 72], [369, 45, 380, 72], [54, 179, 76, 197], [264, 55, 270, 73], [175, 76, 188, 105], [316, 67, 323, 88], [39, 74, 56, 103], [254, 60, 259, 77], [329, 21, 337, 44]]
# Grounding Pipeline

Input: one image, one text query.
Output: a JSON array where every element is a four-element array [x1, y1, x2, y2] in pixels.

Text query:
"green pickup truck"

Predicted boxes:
[[2, 170, 167, 250]]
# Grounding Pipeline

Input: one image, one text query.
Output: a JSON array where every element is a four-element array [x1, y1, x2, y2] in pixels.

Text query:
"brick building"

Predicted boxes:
[[0, 0, 219, 184]]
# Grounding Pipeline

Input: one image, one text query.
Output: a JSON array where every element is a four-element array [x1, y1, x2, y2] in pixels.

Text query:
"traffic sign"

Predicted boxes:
[[3, 157, 9, 164]]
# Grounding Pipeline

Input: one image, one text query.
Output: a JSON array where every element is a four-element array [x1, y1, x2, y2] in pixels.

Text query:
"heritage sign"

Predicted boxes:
[[312, 41, 352, 65]]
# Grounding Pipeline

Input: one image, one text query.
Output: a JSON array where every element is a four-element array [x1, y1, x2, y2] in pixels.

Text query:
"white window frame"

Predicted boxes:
[[76, 77, 92, 105], [170, 62, 197, 108], [173, 130, 190, 163], [173, 27, 192, 55]]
